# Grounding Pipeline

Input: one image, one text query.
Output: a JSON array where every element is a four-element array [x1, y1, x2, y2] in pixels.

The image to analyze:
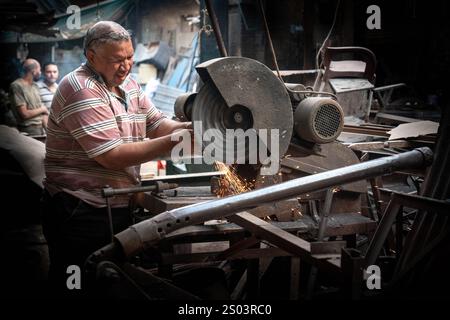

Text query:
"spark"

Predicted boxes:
[[213, 161, 253, 197]]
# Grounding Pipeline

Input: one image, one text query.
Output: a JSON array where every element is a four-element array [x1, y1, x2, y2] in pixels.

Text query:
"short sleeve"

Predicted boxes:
[[9, 82, 26, 107], [140, 89, 166, 136], [57, 88, 123, 158]]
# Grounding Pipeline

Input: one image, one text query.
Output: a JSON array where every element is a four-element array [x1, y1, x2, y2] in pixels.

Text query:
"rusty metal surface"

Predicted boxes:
[[282, 142, 367, 193], [161, 212, 376, 245], [247, 198, 301, 221]]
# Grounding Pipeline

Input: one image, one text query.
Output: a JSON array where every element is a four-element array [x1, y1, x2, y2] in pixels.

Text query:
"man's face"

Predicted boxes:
[[32, 64, 41, 81], [87, 39, 134, 88], [44, 64, 59, 84]]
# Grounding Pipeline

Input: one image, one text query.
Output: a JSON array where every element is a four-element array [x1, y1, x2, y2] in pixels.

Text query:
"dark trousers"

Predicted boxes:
[[41, 190, 132, 298]]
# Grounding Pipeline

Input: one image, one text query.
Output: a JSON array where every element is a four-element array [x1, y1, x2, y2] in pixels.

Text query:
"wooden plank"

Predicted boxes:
[[216, 236, 260, 260], [228, 212, 312, 258], [310, 241, 346, 255], [346, 140, 411, 151], [343, 125, 390, 137], [375, 112, 422, 125]]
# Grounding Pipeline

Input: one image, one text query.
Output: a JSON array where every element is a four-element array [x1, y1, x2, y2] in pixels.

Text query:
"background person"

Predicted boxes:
[[9, 59, 48, 136], [37, 62, 59, 110]]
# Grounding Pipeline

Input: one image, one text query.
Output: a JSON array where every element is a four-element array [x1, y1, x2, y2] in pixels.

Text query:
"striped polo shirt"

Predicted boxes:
[[44, 63, 165, 208], [36, 80, 57, 110]]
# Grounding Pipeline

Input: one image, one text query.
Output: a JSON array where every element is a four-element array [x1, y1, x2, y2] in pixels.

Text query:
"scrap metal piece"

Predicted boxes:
[[281, 142, 367, 194]]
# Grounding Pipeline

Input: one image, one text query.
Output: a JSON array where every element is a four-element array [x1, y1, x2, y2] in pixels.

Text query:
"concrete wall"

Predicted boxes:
[[138, 0, 200, 55]]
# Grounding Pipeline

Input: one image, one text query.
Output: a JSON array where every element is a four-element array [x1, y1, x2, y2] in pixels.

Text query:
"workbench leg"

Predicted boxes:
[[290, 257, 301, 300], [246, 259, 260, 299], [341, 248, 364, 299]]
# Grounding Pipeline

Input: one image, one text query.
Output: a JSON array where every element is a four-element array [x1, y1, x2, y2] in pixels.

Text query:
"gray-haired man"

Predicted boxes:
[[42, 21, 192, 298]]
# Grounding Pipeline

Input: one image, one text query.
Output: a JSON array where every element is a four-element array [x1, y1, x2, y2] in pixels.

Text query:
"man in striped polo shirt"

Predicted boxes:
[[36, 62, 59, 110], [42, 21, 192, 298]]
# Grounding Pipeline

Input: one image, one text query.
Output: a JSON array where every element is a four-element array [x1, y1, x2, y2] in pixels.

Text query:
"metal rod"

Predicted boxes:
[[102, 182, 178, 198], [258, 0, 282, 81], [105, 196, 115, 244], [90, 147, 432, 261], [318, 188, 334, 241], [205, 0, 228, 57], [307, 188, 333, 299], [365, 197, 401, 267]]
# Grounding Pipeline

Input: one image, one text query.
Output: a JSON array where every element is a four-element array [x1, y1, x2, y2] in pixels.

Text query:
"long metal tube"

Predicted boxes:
[[89, 148, 432, 262]]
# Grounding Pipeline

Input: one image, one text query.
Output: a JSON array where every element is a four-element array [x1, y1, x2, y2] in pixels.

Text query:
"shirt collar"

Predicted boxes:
[[37, 80, 53, 90], [83, 62, 105, 85]]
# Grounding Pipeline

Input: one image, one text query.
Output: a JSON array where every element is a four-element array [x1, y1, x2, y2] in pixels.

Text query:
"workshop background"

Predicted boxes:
[[0, 0, 449, 300]]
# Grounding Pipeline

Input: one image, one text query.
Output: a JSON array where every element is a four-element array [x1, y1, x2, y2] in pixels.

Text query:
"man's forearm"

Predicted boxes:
[[149, 118, 190, 138], [94, 134, 178, 170], [18, 105, 47, 120]]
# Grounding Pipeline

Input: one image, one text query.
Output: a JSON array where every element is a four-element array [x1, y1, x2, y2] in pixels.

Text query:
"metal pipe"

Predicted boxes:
[[88, 147, 433, 262], [102, 182, 178, 198], [307, 188, 334, 299], [205, 0, 228, 57]]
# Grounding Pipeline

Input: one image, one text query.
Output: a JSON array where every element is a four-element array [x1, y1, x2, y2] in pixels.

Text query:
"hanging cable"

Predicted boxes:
[[258, 0, 338, 100], [258, 0, 282, 81], [205, 0, 228, 57], [315, 0, 341, 71]]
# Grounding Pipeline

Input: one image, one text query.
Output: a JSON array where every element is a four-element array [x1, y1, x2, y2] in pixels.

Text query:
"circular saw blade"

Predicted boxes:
[[192, 81, 256, 164]]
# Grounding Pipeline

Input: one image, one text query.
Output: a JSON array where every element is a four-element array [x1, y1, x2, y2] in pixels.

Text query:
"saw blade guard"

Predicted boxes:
[[191, 57, 293, 166]]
